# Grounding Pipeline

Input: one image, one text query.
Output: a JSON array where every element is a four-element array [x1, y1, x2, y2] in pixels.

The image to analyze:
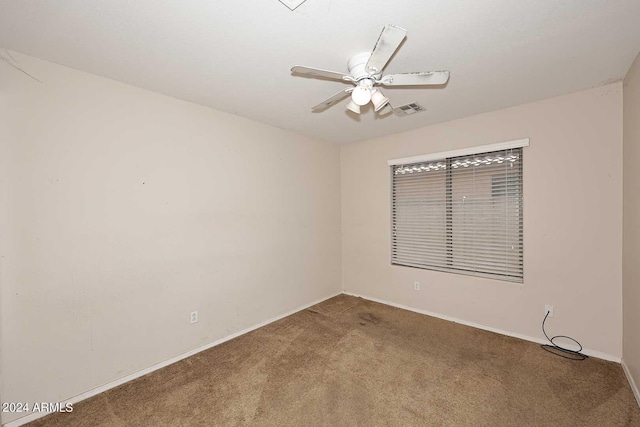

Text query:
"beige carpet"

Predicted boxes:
[[29, 295, 640, 426]]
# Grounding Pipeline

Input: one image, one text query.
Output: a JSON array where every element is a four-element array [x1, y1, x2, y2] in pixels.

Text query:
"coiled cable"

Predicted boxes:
[[540, 311, 587, 361]]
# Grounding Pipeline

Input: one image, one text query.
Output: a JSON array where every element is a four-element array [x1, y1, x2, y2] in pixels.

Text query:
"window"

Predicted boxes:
[[390, 143, 524, 283]]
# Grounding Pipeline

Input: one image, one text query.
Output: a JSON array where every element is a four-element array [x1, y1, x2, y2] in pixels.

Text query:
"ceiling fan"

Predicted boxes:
[[291, 24, 450, 115]]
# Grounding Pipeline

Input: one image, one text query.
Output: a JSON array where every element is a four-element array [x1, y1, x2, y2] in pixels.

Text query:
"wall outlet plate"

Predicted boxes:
[[190, 311, 198, 324], [414, 281, 421, 291], [544, 304, 554, 318]]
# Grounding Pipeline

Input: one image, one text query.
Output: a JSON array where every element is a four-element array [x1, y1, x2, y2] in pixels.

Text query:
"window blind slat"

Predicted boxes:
[[391, 147, 523, 283]]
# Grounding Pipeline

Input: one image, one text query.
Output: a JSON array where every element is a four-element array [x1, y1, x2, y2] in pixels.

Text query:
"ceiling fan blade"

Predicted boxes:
[[312, 88, 354, 111], [365, 25, 407, 75], [291, 66, 351, 82], [382, 71, 450, 86]]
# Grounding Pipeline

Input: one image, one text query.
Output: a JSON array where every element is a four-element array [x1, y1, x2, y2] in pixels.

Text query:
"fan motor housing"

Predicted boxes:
[[348, 52, 378, 80]]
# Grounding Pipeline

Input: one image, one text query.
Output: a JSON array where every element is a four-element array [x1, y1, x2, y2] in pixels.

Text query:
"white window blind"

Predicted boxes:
[[391, 147, 523, 283]]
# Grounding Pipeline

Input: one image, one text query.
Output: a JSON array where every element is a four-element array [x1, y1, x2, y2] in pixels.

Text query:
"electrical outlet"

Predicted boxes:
[[414, 281, 421, 291], [544, 304, 554, 318], [190, 311, 198, 324]]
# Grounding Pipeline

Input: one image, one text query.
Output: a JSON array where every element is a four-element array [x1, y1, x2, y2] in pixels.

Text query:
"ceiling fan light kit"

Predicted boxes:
[[371, 89, 389, 112], [291, 24, 450, 116], [351, 80, 373, 106], [346, 99, 361, 114]]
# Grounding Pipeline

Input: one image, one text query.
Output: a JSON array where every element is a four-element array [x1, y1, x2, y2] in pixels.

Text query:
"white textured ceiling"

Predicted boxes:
[[1, 0, 639, 144]]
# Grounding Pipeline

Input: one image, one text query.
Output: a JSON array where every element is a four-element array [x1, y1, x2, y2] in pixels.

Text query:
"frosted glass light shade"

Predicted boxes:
[[371, 90, 389, 112], [346, 99, 361, 114], [351, 85, 372, 106]]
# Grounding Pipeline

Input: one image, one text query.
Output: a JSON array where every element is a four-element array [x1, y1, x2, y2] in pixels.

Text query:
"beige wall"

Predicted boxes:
[[0, 66, 10, 416], [623, 52, 640, 401], [341, 84, 623, 357], [0, 53, 341, 424]]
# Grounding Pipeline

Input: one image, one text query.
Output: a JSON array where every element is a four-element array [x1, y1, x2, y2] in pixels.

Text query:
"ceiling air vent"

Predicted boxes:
[[394, 102, 425, 116]]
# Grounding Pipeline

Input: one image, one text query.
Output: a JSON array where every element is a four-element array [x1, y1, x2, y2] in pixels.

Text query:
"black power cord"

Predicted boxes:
[[540, 311, 588, 361]]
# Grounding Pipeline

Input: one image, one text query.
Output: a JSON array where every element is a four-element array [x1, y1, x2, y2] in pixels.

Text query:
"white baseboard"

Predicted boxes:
[[343, 291, 621, 363], [2, 291, 342, 427], [622, 359, 640, 408], [4, 290, 626, 426]]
